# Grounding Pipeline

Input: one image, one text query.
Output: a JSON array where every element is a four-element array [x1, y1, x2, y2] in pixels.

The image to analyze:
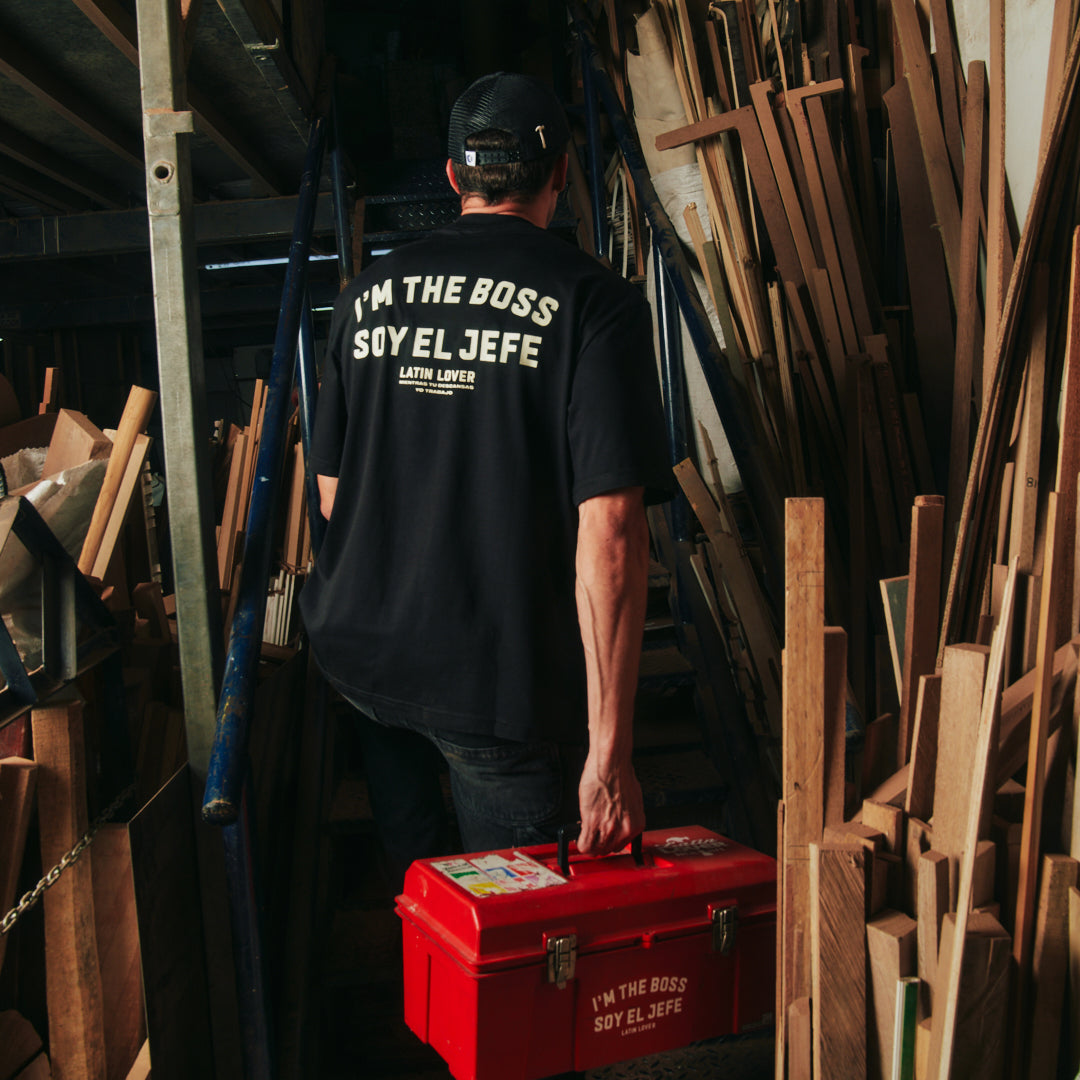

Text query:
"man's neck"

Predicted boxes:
[[459, 195, 549, 229]]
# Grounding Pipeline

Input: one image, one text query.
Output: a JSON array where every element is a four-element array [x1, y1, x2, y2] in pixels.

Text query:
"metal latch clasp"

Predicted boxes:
[[546, 934, 577, 989], [710, 905, 737, 954]]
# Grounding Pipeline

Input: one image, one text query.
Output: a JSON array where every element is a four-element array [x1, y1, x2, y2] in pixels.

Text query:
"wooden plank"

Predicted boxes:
[[929, 0, 964, 188], [787, 996, 812, 1080], [39, 366, 60, 414], [90, 433, 151, 582], [0, 1011, 44, 1080], [675, 459, 782, 733], [905, 673, 942, 821], [824, 627, 848, 827], [946, 61, 987, 550], [932, 643, 991, 904], [889, 0, 962, 306], [868, 346, 918, 534], [217, 429, 247, 589], [749, 80, 819, 289], [898, 496, 945, 762], [1025, 854, 1078, 1079], [77, 386, 156, 576], [769, 282, 807, 492], [934, 911, 1011, 1079], [811, 844, 868, 1079], [11, 1056, 50, 1080], [928, 559, 1018, 1080], [881, 576, 909, 698], [1010, 493, 1066, 1070], [805, 93, 878, 343], [846, 44, 882, 274], [91, 825, 145, 1080], [31, 691, 107, 1080], [127, 767, 214, 1080], [858, 357, 902, 568], [0, 758, 37, 974], [918, 850, 950, 1013], [981, 0, 1007, 405], [880, 77, 955, 488], [41, 409, 111, 477], [123, 1041, 150, 1080], [866, 909, 918, 1080], [782, 498, 826, 1024], [1069, 886, 1080, 1075], [1055, 228, 1080, 644], [1007, 265, 1050, 574]]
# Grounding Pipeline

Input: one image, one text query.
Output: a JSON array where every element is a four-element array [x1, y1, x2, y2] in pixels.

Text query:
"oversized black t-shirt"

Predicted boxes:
[[299, 212, 672, 743]]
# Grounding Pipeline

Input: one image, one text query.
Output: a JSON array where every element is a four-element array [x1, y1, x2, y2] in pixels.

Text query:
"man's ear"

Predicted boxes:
[[553, 152, 569, 193], [445, 159, 461, 194]]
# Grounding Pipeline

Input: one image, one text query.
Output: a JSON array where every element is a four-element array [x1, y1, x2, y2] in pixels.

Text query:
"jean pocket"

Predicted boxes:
[[436, 736, 565, 828]]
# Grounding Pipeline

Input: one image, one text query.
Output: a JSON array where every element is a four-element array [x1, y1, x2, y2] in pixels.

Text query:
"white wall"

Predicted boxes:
[[950, 0, 1056, 224]]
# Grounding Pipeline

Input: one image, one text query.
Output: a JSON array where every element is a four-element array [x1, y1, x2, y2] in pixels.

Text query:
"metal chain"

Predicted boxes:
[[1, 783, 136, 936]]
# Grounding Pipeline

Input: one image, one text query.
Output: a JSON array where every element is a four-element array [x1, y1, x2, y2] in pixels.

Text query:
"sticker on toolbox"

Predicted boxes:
[[653, 835, 730, 858], [430, 852, 567, 898]]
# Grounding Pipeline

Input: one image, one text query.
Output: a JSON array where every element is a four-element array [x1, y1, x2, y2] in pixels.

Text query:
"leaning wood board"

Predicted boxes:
[[31, 692, 107, 1080], [0, 757, 36, 975]]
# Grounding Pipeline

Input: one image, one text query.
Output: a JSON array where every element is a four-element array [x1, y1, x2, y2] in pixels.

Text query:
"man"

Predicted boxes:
[[300, 72, 671, 883]]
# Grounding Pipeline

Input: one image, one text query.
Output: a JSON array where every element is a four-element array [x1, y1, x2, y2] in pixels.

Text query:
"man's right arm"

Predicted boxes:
[[317, 474, 339, 520]]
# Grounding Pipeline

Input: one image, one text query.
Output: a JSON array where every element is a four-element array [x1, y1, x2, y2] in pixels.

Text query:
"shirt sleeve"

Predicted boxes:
[[308, 304, 350, 478], [567, 278, 674, 507]]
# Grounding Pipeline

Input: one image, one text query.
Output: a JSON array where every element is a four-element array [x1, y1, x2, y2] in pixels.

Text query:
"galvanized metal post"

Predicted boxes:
[[135, 0, 224, 778], [329, 104, 355, 288]]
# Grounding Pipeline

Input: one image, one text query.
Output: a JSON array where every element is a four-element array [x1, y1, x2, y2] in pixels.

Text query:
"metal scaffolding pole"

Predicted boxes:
[[135, 0, 224, 777]]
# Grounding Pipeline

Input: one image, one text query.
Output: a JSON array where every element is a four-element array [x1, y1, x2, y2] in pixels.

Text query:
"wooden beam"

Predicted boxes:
[[811, 844, 868, 1079], [1024, 854, 1079, 1079], [982, 0, 1007, 404], [781, 498, 826, 1032], [866, 909, 917, 1080], [31, 691, 107, 1080], [932, 643, 990, 905], [905, 673, 942, 821], [918, 849, 949, 1013], [928, 559, 1017, 1080], [824, 627, 848, 828], [946, 62, 987, 547], [92, 825, 146, 1080], [1055, 228, 1080, 643], [1069, 885, 1080, 1075], [934, 911, 1012, 1078], [0, 1012, 44, 1080], [1010, 493, 1065, 1071], [0, 34, 142, 168], [890, 0, 962, 307], [78, 386, 157, 575], [0, 758, 37, 974], [898, 496, 945, 763]]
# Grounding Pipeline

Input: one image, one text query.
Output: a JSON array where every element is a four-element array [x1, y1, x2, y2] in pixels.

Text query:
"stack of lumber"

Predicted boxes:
[[215, 381, 311, 652], [777, 498, 1079, 1079], [590, 0, 1080, 1075]]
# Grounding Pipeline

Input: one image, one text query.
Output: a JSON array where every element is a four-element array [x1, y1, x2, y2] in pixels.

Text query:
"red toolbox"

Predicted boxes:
[[395, 825, 776, 1080]]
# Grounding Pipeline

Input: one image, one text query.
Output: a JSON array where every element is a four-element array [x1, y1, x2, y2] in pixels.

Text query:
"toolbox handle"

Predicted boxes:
[[557, 822, 645, 877]]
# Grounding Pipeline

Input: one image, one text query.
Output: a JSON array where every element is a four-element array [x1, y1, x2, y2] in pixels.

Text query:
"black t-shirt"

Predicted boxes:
[[299, 212, 672, 743]]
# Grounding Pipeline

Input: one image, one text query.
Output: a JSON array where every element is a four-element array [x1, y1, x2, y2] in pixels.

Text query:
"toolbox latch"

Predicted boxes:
[[546, 934, 577, 989], [710, 905, 737, 954]]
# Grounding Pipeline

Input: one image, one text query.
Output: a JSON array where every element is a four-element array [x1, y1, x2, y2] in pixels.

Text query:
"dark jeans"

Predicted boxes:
[[346, 696, 587, 891]]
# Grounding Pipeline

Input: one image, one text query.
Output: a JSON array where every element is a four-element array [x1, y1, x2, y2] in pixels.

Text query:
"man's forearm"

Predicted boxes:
[[575, 487, 650, 855], [317, 474, 339, 520]]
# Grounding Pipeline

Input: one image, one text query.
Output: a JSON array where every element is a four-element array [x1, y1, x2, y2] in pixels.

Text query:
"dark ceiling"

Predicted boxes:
[[0, 0, 573, 366]]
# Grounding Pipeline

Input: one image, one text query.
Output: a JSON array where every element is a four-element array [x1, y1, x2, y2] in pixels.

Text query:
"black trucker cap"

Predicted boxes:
[[448, 72, 571, 166]]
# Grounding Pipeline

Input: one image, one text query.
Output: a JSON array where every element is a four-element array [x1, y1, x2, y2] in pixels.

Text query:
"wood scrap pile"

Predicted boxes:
[[214, 379, 311, 655], [1, 694, 148, 1080], [589, 0, 1080, 1075]]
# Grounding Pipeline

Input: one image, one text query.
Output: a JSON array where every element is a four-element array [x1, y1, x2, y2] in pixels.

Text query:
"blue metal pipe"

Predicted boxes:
[[654, 241, 691, 543], [203, 113, 327, 825], [222, 793, 274, 1080], [296, 294, 326, 557], [569, 5, 784, 581], [329, 102, 354, 287], [580, 43, 609, 259]]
